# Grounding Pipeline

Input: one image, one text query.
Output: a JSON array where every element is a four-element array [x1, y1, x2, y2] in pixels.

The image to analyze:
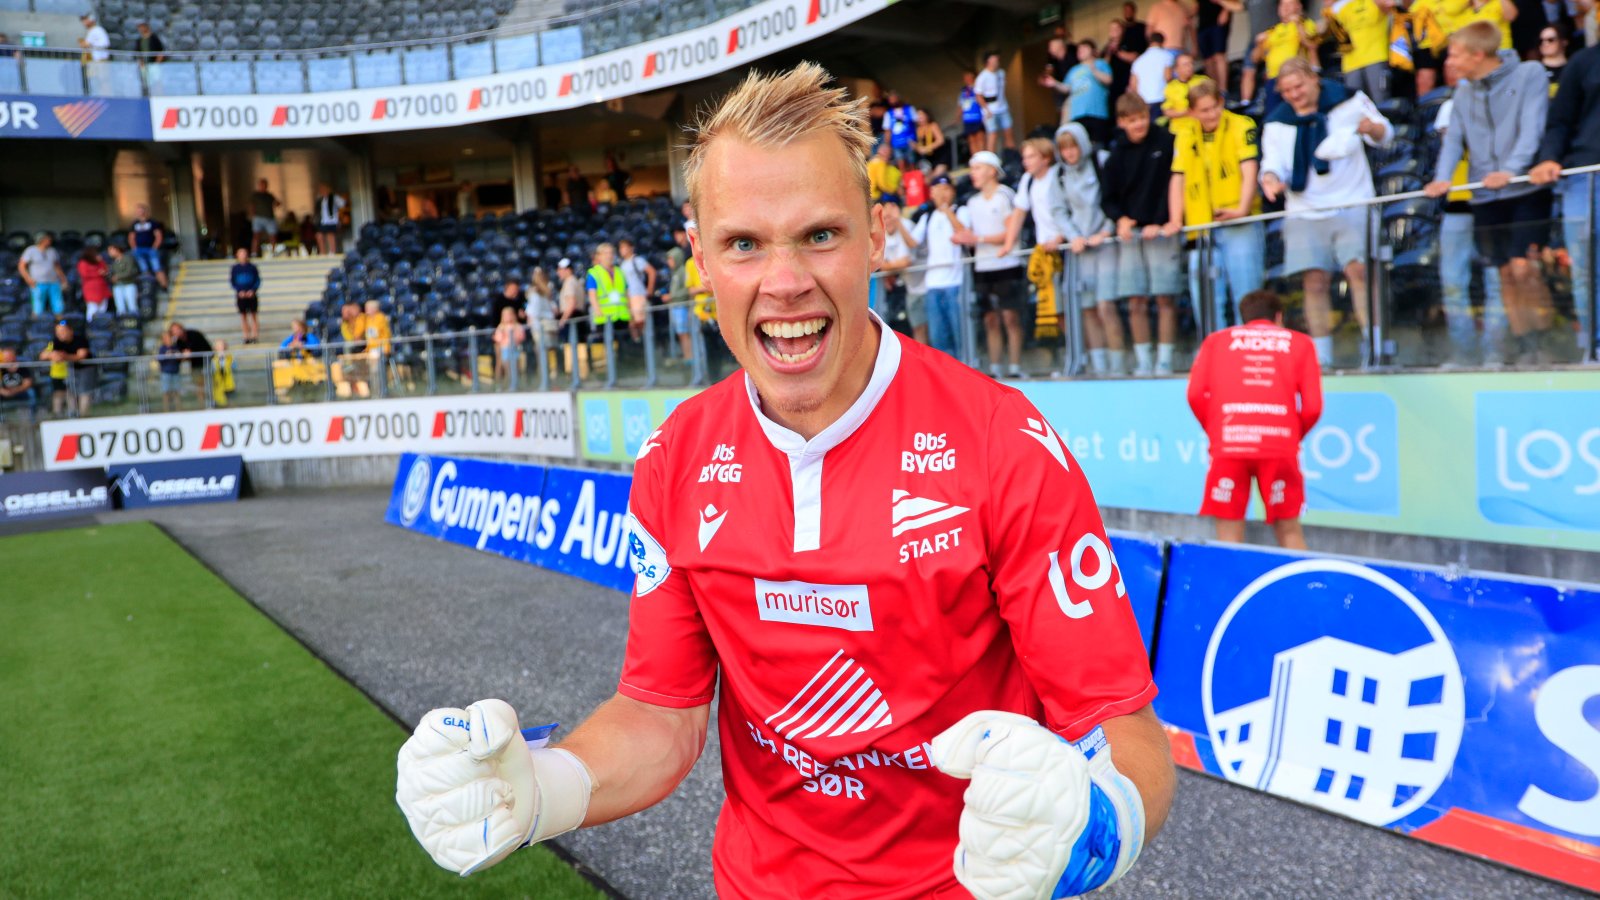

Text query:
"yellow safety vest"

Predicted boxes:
[[588, 265, 630, 324]]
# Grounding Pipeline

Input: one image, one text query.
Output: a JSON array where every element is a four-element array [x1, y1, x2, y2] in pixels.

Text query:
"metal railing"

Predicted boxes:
[[0, 0, 758, 98]]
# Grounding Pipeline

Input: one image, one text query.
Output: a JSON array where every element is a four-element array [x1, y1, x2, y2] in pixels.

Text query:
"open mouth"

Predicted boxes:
[[757, 317, 831, 366]]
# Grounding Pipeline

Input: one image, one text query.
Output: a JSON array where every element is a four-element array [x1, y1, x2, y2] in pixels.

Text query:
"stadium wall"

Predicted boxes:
[[381, 452, 1600, 892]]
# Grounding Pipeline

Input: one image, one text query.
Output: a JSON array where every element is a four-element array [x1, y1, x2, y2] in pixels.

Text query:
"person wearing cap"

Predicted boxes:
[[78, 13, 110, 61], [41, 319, 92, 418], [911, 174, 971, 358], [19, 233, 67, 318], [953, 150, 1028, 378]]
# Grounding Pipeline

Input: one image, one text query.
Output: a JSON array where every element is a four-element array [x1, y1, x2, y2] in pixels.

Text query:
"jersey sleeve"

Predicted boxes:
[[617, 434, 718, 709], [983, 392, 1157, 741]]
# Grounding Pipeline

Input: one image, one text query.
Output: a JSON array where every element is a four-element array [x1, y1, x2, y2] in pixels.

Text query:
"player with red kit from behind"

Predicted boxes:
[[1186, 289, 1323, 548]]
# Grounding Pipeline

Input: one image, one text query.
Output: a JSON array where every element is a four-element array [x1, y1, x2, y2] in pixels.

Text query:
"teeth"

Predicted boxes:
[[759, 318, 828, 338]]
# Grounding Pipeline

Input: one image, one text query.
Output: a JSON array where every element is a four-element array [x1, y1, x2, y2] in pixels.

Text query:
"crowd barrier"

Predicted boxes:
[[384, 453, 1600, 891]]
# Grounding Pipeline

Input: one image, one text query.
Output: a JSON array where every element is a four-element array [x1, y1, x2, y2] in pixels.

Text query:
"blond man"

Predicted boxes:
[[395, 64, 1174, 899]]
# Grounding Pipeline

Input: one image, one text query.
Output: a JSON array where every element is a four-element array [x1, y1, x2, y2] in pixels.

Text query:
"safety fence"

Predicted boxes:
[[377, 452, 1600, 892]]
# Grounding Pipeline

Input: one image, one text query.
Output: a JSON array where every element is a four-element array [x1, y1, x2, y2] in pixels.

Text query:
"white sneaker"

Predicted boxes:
[[1154, 361, 1173, 376]]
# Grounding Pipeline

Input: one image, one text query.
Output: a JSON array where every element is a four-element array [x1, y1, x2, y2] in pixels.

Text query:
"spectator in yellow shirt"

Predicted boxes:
[[1443, 0, 1517, 50], [1161, 52, 1213, 125], [1325, 0, 1398, 102], [1407, 0, 1454, 96], [866, 140, 903, 203], [1245, 0, 1319, 114]]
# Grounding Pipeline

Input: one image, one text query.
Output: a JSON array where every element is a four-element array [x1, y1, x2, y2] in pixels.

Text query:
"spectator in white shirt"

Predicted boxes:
[[79, 14, 110, 61], [1129, 31, 1176, 119], [953, 150, 1027, 378], [908, 175, 969, 358], [1259, 57, 1393, 367], [974, 50, 1015, 152]]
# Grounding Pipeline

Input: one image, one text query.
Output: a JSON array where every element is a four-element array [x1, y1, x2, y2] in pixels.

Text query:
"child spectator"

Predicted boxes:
[[867, 141, 903, 203], [158, 327, 185, 411], [493, 306, 527, 387], [1161, 51, 1211, 125]]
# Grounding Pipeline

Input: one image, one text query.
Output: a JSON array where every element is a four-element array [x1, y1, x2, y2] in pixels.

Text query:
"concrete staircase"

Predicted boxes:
[[164, 256, 334, 346]]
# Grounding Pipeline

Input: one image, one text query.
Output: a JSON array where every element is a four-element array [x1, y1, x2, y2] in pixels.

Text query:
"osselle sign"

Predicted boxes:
[[108, 456, 244, 509], [147, 0, 891, 141], [40, 392, 574, 470], [0, 468, 112, 521]]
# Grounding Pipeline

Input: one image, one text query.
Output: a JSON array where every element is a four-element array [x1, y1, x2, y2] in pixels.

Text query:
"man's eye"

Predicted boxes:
[[732, 238, 756, 252], [810, 230, 834, 245]]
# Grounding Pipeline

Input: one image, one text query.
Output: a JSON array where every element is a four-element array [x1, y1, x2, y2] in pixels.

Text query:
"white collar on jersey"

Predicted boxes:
[[742, 309, 902, 459]]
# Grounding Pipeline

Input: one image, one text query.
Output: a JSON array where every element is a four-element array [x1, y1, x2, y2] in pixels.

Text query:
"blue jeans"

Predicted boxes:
[[31, 282, 63, 316], [1440, 211, 1504, 360], [1559, 171, 1598, 357], [133, 246, 162, 273], [1189, 221, 1265, 331], [924, 286, 962, 357]]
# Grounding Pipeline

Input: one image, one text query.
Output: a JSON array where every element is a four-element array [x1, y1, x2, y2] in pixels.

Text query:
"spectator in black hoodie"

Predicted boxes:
[[1101, 92, 1185, 376], [1531, 42, 1600, 362]]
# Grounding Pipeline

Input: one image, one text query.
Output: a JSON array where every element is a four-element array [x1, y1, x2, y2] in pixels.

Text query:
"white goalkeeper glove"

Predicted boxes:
[[931, 711, 1145, 900], [395, 699, 593, 875]]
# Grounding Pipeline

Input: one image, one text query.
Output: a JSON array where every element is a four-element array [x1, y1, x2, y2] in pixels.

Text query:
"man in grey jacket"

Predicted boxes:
[[1426, 21, 1554, 365]]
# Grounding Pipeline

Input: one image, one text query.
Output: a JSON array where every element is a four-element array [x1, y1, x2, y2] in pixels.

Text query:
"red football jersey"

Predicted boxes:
[[619, 327, 1156, 899], [1186, 319, 1323, 459]]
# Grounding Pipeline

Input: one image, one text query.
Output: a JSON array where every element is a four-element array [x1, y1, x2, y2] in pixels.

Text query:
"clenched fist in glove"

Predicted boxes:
[[931, 711, 1145, 900], [396, 699, 594, 875]]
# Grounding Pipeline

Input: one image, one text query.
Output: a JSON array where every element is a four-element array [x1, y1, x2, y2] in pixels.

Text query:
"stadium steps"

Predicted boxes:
[[164, 256, 334, 346]]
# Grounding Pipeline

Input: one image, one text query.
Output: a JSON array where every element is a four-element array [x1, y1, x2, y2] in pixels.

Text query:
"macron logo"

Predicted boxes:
[[755, 579, 873, 632], [698, 503, 727, 551], [1020, 417, 1071, 472]]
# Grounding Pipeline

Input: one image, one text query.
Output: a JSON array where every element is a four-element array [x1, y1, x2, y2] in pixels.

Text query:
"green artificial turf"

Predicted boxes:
[[0, 522, 604, 900]]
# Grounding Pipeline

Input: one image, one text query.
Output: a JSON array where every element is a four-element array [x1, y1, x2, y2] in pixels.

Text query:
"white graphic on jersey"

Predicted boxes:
[[698, 442, 742, 483], [698, 503, 728, 551], [764, 649, 893, 741], [890, 489, 970, 537], [1020, 417, 1071, 472], [635, 429, 663, 461], [626, 511, 671, 597]]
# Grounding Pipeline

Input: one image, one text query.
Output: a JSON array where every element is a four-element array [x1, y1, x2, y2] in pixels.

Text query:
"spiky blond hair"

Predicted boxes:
[[682, 62, 873, 216]]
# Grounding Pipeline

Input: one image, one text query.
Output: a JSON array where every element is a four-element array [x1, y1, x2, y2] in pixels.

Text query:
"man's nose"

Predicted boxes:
[[759, 248, 818, 302]]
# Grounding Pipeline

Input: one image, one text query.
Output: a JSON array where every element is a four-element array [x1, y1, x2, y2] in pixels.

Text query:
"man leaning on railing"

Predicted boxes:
[[1530, 38, 1600, 364]]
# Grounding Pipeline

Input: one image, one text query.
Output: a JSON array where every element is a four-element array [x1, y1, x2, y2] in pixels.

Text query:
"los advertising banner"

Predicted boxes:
[[1151, 541, 1600, 889], [577, 389, 698, 464], [108, 456, 244, 509], [0, 468, 111, 522], [385, 453, 634, 592], [0, 93, 153, 141], [39, 391, 575, 470], [1015, 369, 1600, 551], [147, 0, 894, 141]]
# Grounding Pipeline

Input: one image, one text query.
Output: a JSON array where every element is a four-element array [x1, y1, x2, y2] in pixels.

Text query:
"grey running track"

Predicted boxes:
[[118, 488, 1583, 900]]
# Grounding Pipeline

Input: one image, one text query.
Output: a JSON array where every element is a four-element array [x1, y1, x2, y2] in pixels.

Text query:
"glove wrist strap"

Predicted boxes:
[[526, 747, 594, 845], [1053, 727, 1145, 897]]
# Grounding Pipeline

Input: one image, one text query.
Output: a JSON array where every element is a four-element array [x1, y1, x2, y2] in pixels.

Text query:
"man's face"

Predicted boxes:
[[1192, 95, 1222, 132], [985, 54, 1000, 70], [342, 304, 358, 322], [689, 132, 884, 433], [1448, 41, 1494, 79], [235, 248, 248, 262], [1119, 112, 1150, 143], [875, 142, 892, 162], [970, 162, 997, 189], [365, 302, 379, 316], [673, 228, 688, 248], [1175, 55, 1195, 81], [136, 204, 149, 219], [36, 235, 51, 249], [1277, 71, 1317, 113], [257, 179, 268, 190], [619, 242, 634, 259], [55, 324, 72, 342], [963, 71, 976, 87], [1279, 0, 1302, 17], [292, 322, 305, 336], [596, 246, 615, 268], [1078, 42, 1095, 62], [931, 182, 956, 207], [1124, 2, 1138, 19], [1049, 38, 1066, 58], [1, 349, 15, 367], [138, 24, 150, 36], [1021, 144, 1051, 176]]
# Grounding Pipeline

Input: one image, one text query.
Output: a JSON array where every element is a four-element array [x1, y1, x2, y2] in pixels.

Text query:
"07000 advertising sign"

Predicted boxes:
[[39, 392, 574, 470], [148, 0, 893, 141], [1152, 542, 1600, 889]]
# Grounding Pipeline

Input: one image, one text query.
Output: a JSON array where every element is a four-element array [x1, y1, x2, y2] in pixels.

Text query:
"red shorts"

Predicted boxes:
[[1199, 455, 1305, 523]]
